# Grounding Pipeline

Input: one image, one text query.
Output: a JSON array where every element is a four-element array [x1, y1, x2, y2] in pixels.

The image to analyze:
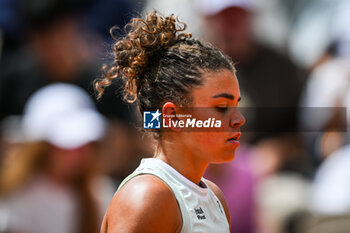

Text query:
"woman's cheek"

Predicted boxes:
[[198, 132, 223, 149]]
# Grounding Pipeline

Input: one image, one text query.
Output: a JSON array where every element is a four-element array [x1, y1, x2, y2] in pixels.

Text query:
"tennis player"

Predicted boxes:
[[96, 12, 245, 233]]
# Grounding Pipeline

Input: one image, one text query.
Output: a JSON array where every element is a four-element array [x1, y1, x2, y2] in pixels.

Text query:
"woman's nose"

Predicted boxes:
[[230, 109, 245, 128]]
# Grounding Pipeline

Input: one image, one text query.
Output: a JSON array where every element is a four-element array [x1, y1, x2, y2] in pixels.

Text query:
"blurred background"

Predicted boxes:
[[1, 0, 350, 233]]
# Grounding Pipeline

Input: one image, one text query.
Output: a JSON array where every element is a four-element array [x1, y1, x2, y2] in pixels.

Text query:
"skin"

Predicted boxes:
[[31, 17, 91, 81], [204, 7, 253, 61], [47, 143, 95, 183], [101, 69, 245, 233]]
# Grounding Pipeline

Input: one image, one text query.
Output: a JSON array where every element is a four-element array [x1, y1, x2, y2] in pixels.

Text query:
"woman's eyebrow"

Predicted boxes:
[[211, 93, 241, 102], [212, 93, 235, 100]]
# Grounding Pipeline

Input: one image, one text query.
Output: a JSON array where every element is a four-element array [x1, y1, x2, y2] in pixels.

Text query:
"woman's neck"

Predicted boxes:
[[154, 141, 209, 186]]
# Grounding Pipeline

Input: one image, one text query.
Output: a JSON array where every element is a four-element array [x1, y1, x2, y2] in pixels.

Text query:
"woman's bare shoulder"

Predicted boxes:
[[101, 174, 182, 233]]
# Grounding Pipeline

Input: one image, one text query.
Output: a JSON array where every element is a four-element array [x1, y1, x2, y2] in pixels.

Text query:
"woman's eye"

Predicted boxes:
[[216, 106, 228, 113]]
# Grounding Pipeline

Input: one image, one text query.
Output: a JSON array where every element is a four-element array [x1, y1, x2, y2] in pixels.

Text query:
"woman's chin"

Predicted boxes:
[[212, 152, 236, 164]]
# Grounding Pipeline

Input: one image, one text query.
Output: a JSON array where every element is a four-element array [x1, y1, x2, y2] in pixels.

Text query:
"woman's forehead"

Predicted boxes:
[[200, 70, 238, 91], [191, 70, 240, 102]]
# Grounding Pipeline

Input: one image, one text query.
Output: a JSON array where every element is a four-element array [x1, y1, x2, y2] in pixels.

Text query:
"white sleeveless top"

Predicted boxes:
[[117, 158, 230, 233]]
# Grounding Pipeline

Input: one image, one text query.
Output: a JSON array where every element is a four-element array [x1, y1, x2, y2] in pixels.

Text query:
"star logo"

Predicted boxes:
[[150, 110, 162, 122], [143, 110, 161, 129]]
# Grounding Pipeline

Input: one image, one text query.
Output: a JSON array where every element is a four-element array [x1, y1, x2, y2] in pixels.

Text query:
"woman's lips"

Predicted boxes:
[[227, 132, 241, 141], [227, 138, 240, 148], [226, 132, 241, 148]]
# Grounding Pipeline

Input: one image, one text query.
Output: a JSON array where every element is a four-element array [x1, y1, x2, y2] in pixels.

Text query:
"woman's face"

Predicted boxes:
[[48, 143, 95, 182], [180, 69, 245, 163]]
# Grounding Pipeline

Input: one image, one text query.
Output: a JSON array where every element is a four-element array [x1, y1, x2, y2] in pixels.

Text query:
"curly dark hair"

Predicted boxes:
[[95, 12, 235, 115]]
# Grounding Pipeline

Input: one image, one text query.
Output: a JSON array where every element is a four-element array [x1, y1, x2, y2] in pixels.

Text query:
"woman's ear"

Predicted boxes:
[[162, 102, 181, 132]]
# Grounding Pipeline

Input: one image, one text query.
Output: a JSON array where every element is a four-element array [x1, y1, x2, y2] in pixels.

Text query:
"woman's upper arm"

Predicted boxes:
[[102, 175, 182, 233]]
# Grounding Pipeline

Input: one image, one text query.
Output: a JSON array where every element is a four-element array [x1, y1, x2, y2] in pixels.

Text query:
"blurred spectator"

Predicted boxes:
[[0, 83, 114, 233], [0, 0, 98, 121], [298, 0, 350, 161], [0, 0, 140, 122], [300, 58, 350, 162]]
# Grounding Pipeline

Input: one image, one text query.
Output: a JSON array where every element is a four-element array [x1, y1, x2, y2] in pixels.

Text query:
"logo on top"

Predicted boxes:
[[143, 110, 161, 129]]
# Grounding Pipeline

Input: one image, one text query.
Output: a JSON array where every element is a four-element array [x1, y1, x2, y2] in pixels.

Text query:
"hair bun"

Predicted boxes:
[[116, 12, 191, 77], [96, 12, 192, 100]]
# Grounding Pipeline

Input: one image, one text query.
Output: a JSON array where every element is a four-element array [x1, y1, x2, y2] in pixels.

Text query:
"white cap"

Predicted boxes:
[[22, 83, 105, 149], [195, 0, 253, 16]]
